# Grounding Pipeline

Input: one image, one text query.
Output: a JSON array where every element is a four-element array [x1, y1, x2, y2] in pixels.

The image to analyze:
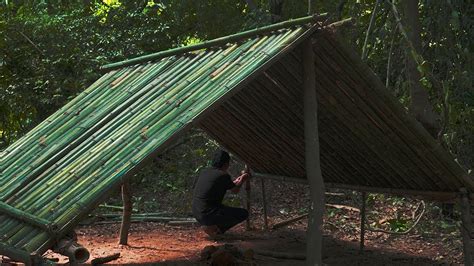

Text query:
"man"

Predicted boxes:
[[192, 149, 250, 237]]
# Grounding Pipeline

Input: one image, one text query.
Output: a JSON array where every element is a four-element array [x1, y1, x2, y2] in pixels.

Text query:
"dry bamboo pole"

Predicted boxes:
[[118, 180, 132, 245], [312, 41, 452, 190], [321, 31, 473, 190], [274, 51, 382, 186], [284, 42, 438, 190], [278, 52, 399, 188], [225, 95, 303, 174], [282, 49, 412, 189], [237, 81, 305, 170], [101, 14, 327, 71], [311, 54, 426, 190]]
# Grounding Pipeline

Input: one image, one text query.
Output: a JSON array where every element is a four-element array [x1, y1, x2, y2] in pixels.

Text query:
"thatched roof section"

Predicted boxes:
[[200, 29, 473, 196]]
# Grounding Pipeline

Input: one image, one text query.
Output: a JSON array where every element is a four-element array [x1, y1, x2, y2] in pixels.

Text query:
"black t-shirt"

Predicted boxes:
[[192, 167, 235, 217]]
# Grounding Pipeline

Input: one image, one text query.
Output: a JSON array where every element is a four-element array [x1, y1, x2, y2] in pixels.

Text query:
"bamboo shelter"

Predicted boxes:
[[0, 15, 472, 265]]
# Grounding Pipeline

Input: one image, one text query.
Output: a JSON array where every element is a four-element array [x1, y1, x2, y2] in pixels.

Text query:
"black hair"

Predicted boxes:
[[211, 149, 230, 168]]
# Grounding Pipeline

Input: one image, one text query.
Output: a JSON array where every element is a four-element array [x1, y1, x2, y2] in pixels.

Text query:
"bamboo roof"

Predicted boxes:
[[0, 15, 471, 263]]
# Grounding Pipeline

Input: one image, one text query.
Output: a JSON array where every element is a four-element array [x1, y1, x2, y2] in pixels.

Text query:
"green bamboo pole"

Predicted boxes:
[[100, 14, 327, 71], [0, 69, 119, 161], [6, 25, 308, 252], [8, 45, 234, 210], [2, 40, 252, 242], [35, 28, 292, 241], [2, 57, 189, 201]]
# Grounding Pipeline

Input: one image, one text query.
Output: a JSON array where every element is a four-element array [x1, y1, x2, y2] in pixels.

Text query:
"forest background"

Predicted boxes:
[[0, 0, 472, 223]]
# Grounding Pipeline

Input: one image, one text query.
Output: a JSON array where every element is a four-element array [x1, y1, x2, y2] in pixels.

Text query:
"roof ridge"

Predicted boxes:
[[100, 13, 328, 71]]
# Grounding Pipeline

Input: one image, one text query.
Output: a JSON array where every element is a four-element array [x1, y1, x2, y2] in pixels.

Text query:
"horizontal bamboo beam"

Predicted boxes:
[[100, 14, 328, 71], [0, 202, 56, 233], [253, 172, 307, 184], [0, 242, 32, 265], [254, 172, 458, 200]]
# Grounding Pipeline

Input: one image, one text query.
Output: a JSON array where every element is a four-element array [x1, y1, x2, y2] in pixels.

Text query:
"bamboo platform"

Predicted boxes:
[[0, 14, 472, 264]]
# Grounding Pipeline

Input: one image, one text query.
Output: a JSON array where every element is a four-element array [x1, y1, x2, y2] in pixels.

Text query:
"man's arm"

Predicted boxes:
[[230, 173, 250, 194]]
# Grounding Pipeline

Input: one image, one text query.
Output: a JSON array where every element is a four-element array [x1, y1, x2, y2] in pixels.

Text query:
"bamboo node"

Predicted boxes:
[[39, 136, 47, 147], [140, 127, 149, 140]]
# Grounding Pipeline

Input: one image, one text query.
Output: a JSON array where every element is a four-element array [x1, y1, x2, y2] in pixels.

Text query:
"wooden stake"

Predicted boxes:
[[261, 178, 269, 230], [302, 39, 325, 266], [244, 165, 251, 231], [459, 188, 472, 266], [118, 180, 132, 245], [359, 192, 367, 254]]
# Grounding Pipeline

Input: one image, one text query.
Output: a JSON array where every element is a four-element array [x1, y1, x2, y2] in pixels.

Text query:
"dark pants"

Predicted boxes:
[[196, 205, 248, 233]]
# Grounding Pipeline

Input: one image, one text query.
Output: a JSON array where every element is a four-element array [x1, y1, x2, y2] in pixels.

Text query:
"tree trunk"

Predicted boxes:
[[118, 180, 132, 245], [401, 0, 440, 137], [269, 0, 284, 23], [302, 39, 325, 266]]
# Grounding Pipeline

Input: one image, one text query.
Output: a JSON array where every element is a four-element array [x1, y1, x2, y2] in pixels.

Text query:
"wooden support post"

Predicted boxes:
[[459, 188, 472, 266], [261, 178, 269, 230], [359, 192, 367, 254], [303, 39, 325, 266], [118, 180, 132, 245], [245, 165, 251, 231]]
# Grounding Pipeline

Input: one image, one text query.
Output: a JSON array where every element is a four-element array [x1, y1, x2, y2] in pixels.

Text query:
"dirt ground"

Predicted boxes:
[[40, 218, 461, 265]]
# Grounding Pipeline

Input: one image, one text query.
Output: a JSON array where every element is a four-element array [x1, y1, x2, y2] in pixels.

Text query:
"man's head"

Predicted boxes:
[[211, 149, 230, 171]]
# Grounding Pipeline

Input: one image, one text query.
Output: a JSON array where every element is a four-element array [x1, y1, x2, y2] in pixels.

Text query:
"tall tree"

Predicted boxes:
[[401, 0, 440, 137]]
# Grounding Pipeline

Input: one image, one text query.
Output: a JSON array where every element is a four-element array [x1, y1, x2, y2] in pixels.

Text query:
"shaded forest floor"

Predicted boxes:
[[41, 178, 463, 265], [44, 218, 460, 265]]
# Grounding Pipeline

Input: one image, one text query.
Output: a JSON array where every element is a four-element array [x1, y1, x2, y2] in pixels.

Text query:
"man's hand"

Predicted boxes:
[[231, 172, 251, 193]]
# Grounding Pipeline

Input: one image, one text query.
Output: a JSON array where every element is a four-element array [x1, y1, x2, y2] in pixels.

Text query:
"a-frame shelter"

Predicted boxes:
[[0, 15, 472, 265]]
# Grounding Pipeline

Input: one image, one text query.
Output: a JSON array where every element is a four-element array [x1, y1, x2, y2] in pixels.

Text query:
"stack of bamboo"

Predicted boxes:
[[0, 17, 316, 263]]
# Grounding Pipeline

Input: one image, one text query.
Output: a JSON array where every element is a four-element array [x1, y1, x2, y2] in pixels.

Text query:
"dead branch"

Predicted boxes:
[[91, 253, 120, 265], [255, 249, 305, 260], [272, 213, 308, 229], [366, 201, 425, 235]]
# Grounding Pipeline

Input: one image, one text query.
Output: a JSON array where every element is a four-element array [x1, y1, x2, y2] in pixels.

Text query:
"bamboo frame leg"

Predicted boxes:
[[245, 179, 251, 230], [245, 165, 251, 231], [119, 180, 132, 245], [459, 188, 472, 266], [359, 192, 367, 254], [261, 178, 269, 230], [303, 39, 325, 266]]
